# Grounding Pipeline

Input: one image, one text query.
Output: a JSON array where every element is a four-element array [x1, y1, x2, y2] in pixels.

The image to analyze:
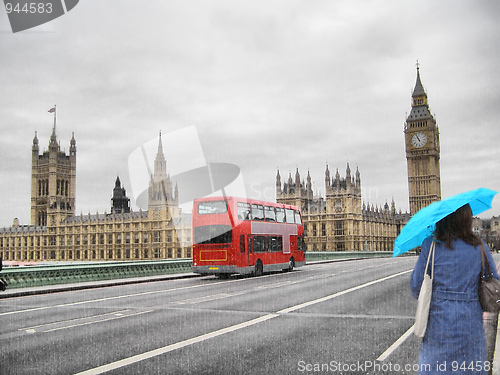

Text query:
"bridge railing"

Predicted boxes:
[[0, 259, 192, 289], [0, 251, 408, 289]]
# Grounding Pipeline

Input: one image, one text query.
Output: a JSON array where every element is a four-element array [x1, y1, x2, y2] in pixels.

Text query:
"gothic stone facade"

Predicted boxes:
[[31, 128, 76, 227], [276, 165, 409, 252], [0, 132, 192, 262]]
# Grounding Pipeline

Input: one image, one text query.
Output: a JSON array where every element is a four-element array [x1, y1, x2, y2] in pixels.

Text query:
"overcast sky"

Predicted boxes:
[[1, 0, 499, 227]]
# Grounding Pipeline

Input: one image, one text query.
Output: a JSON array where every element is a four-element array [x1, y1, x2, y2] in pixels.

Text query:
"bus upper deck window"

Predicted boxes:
[[251, 204, 264, 221], [285, 209, 295, 224], [264, 206, 276, 222], [294, 210, 302, 225], [237, 202, 251, 220], [276, 208, 286, 223]]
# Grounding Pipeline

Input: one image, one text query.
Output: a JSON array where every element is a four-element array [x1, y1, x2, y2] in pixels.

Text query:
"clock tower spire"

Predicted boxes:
[[404, 64, 441, 215]]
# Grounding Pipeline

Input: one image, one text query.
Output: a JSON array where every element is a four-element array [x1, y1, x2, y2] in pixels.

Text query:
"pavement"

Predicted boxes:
[[0, 272, 201, 299]]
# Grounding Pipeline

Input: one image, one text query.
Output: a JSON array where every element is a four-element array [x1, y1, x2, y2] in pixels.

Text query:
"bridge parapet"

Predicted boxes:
[[1, 259, 192, 289]]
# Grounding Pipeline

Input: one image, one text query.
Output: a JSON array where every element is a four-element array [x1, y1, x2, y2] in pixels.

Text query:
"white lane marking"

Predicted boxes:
[[277, 270, 412, 314], [308, 274, 336, 280], [306, 263, 400, 281], [43, 310, 153, 333], [74, 269, 412, 374], [172, 292, 246, 305], [73, 313, 279, 375], [376, 325, 415, 362], [19, 309, 131, 332], [257, 280, 298, 289]]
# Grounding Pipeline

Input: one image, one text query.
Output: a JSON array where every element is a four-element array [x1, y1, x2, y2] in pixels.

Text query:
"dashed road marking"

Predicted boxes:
[[19, 309, 153, 333]]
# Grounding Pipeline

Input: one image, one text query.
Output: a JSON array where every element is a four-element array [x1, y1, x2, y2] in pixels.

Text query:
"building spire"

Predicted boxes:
[[158, 130, 163, 155], [412, 62, 426, 98], [32, 131, 39, 152], [154, 130, 167, 177]]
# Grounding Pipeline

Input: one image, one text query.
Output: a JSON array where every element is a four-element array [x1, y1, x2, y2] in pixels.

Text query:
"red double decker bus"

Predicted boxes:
[[192, 196, 305, 277]]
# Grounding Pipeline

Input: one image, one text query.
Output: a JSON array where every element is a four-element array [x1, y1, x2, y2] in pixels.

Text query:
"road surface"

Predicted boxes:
[[1, 257, 429, 374]]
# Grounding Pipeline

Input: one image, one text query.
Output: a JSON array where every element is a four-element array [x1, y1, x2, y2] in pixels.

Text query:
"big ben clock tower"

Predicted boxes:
[[405, 64, 441, 215]]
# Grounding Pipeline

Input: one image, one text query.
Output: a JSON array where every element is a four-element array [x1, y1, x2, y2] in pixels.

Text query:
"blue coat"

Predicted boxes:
[[411, 237, 499, 374]]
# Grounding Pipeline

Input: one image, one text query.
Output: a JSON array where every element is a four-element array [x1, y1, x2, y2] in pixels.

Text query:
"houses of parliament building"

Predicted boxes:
[[0, 128, 192, 262], [276, 164, 410, 252], [0, 66, 441, 261]]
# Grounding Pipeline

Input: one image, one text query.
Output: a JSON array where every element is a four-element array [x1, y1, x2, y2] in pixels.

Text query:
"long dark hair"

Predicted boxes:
[[433, 204, 481, 249]]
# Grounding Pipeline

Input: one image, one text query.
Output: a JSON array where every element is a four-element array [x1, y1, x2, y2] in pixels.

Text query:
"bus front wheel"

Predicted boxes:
[[254, 260, 263, 277]]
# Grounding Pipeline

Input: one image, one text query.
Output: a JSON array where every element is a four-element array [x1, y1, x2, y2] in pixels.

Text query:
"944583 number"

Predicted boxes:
[[451, 361, 498, 372], [5, 2, 53, 14]]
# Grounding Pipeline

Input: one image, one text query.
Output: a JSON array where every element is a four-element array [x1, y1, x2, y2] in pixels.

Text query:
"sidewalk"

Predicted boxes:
[[0, 272, 200, 299], [491, 314, 500, 374], [486, 259, 500, 374]]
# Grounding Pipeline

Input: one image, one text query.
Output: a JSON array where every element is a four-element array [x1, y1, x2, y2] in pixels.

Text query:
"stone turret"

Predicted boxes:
[[111, 176, 130, 214]]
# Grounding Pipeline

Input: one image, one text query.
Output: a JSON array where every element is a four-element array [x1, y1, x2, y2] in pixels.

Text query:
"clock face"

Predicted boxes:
[[411, 132, 427, 148]]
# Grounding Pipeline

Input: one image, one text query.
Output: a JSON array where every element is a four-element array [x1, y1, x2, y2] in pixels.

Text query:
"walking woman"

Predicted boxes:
[[411, 204, 499, 374]]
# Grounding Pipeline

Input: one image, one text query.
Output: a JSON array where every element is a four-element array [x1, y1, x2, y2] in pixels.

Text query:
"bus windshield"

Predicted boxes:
[[194, 225, 232, 244], [198, 200, 228, 215]]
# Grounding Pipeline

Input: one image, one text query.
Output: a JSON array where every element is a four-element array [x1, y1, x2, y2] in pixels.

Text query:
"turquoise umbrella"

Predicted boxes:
[[393, 187, 498, 257]]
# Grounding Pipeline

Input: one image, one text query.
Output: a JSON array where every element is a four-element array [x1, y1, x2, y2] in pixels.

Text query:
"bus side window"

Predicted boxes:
[[237, 202, 251, 220], [277, 236, 283, 252], [285, 209, 295, 224], [251, 204, 264, 221], [276, 208, 286, 223], [264, 206, 276, 222], [240, 235, 245, 253], [297, 235, 304, 251], [267, 237, 276, 252], [294, 210, 302, 225], [254, 236, 266, 252], [248, 237, 253, 253]]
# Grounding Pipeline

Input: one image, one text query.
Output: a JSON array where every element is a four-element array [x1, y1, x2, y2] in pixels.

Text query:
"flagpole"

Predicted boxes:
[[48, 106, 57, 134], [53, 104, 56, 134]]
